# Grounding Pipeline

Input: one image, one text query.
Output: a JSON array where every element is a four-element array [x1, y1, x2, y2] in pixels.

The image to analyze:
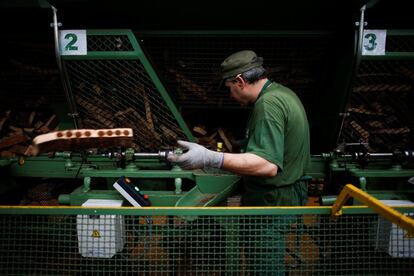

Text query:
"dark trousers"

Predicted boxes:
[[241, 181, 308, 275]]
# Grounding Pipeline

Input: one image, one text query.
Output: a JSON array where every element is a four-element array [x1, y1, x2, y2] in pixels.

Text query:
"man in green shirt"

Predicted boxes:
[[168, 50, 310, 206], [168, 50, 310, 274]]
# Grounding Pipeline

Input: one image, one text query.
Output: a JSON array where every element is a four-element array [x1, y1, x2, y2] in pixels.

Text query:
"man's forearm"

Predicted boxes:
[[222, 152, 278, 177]]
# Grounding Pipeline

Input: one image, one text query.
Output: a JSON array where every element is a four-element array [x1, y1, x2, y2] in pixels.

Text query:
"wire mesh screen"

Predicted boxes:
[[87, 35, 134, 52], [140, 35, 332, 109], [339, 60, 414, 152], [386, 35, 414, 52], [1, 212, 413, 275], [65, 59, 186, 152]]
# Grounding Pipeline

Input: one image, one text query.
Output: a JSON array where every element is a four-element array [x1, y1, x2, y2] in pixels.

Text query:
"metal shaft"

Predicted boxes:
[[101, 150, 171, 161], [51, 6, 79, 128], [335, 5, 366, 146]]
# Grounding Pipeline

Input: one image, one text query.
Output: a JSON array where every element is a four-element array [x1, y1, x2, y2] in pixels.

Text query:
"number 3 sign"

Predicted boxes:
[[59, 30, 87, 56], [362, 30, 386, 56]]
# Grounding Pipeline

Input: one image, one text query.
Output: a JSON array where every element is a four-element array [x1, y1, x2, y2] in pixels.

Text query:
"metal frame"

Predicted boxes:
[[51, 5, 79, 128], [60, 29, 194, 142], [1, 205, 414, 216]]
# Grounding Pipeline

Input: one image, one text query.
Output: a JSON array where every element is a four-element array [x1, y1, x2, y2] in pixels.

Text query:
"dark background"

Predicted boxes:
[[0, 0, 413, 153]]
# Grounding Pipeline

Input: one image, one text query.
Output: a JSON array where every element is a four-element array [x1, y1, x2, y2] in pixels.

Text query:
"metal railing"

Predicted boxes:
[[61, 30, 194, 152], [1, 206, 413, 275]]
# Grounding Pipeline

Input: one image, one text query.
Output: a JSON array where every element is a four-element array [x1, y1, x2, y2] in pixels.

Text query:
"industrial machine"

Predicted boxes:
[[1, 28, 241, 208], [0, 0, 413, 274]]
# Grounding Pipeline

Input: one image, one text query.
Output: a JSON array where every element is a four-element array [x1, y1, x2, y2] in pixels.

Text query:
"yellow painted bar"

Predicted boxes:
[[331, 184, 414, 237]]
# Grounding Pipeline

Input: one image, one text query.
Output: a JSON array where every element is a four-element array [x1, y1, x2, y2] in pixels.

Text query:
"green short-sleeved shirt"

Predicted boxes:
[[243, 81, 310, 191]]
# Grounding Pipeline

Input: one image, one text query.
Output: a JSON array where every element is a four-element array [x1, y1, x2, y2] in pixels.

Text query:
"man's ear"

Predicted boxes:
[[235, 75, 246, 88]]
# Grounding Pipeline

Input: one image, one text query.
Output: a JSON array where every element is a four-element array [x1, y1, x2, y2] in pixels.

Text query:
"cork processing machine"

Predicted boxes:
[[0, 28, 242, 207], [0, 2, 414, 207], [1, 25, 413, 208], [0, 1, 414, 275]]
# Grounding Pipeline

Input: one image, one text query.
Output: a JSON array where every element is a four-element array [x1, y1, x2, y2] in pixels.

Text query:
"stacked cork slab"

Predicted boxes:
[[26, 128, 133, 156]]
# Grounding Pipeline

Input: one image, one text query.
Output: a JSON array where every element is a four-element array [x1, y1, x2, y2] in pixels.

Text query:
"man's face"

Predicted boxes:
[[225, 77, 250, 106]]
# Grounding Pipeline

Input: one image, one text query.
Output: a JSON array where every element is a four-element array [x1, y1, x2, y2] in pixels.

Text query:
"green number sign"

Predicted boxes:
[[64, 33, 79, 51], [59, 30, 87, 55], [363, 33, 377, 51], [362, 30, 386, 56]]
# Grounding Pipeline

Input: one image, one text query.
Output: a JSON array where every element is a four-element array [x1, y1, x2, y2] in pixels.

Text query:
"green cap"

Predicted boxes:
[[220, 50, 263, 79]]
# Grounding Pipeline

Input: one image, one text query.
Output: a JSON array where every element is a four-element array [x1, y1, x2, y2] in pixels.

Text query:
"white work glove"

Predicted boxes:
[[167, 140, 224, 170]]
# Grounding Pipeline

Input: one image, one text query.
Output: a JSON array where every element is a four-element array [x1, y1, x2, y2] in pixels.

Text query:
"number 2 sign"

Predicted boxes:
[[59, 30, 87, 56], [362, 30, 386, 56]]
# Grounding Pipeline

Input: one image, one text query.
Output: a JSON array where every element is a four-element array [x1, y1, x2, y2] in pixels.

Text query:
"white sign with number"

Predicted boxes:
[[59, 30, 87, 56], [362, 29, 386, 56]]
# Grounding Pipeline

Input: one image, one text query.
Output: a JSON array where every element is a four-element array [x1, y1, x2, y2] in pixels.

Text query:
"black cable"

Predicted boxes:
[[74, 152, 87, 178]]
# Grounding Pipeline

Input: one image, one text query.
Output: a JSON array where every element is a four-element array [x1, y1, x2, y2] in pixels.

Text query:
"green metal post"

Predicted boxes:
[[127, 31, 195, 142]]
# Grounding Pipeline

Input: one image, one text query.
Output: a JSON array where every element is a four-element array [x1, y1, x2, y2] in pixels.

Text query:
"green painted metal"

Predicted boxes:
[[387, 30, 414, 36], [306, 155, 327, 178], [4, 153, 412, 207], [349, 168, 414, 178], [5, 155, 326, 178], [58, 186, 184, 206], [175, 175, 238, 207], [2, 152, 241, 207], [0, 159, 13, 167], [193, 172, 240, 193], [5, 154, 172, 178], [3, 154, 241, 207], [60, 187, 123, 206], [1, 205, 413, 216], [361, 53, 414, 60], [81, 169, 196, 179], [54, 169, 240, 207], [6, 156, 89, 178], [63, 52, 140, 60]]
